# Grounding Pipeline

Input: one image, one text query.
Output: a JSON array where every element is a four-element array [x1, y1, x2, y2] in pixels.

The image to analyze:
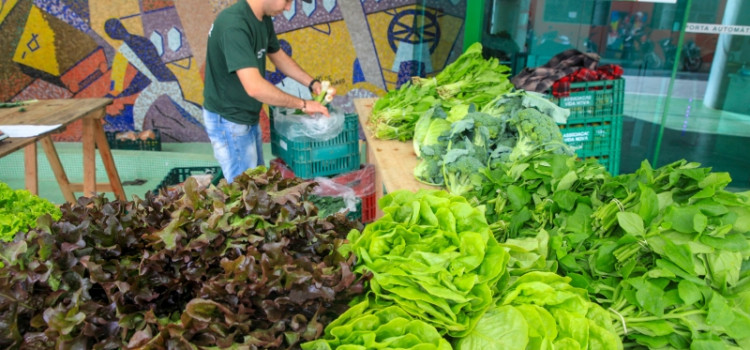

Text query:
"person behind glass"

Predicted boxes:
[[203, 0, 331, 183]]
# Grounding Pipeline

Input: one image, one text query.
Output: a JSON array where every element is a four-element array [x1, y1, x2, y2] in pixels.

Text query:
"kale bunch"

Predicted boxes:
[[413, 90, 573, 198]]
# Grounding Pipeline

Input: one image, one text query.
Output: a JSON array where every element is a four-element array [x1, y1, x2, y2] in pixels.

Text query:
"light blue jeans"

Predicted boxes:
[[203, 109, 264, 183]]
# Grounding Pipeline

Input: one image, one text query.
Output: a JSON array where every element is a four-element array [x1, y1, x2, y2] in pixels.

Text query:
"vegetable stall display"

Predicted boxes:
[[2, 155, 749, 349], [0, 168, 368, 349], [345, 189, 509, 338], [307, 189, 622, 350], [564, 160, 750, 348], [412, 90, 572, 196], [0, 182, 61, 242], [2, 47, 749, 350], [457, 272, 622, 350], [369, 43, 514, 141], [470, 148, 750, 349], [302, 298, 452, 350]]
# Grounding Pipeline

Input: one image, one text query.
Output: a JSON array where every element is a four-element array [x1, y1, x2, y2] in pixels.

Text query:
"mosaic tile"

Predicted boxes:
[[13, 79, 74, 101], [362, 0, 415, 13], [0, 0, 22, 26], [34, 0, 91, 32], [0, 0, 468, 142], [143, 94, 208, 142], [141, 6, 192, 63], [173, 0, 214, 70], [274, 0, 345, 34], [140, 0, 173, 13]]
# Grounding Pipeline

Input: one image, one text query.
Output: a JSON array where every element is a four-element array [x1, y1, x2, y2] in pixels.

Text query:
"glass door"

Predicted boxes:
[[468, 0, 750, 190], [651, 0, 750, 191]]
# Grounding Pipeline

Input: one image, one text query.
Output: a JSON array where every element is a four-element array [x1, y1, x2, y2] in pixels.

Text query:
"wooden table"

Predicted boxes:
[[354, 98, 439, 219], [0, 98, 125, 203]]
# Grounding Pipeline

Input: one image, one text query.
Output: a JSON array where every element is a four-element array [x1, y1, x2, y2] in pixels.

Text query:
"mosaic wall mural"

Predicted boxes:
[[0, 0, 466, 142]]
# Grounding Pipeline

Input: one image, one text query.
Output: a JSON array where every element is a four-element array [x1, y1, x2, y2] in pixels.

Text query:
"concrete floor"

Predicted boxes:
[[623, 75, 750, 137], [619, 74, 750, 191]]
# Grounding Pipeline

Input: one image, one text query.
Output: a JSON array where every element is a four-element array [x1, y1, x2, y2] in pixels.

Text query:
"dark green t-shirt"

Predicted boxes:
[[203, 1, 280, 125]]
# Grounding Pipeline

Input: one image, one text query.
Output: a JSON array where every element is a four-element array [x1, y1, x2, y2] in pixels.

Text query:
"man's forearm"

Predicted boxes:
[[250, 79, 306, 109], [236, 67, 306, 109], [268, 51, 315, 87]]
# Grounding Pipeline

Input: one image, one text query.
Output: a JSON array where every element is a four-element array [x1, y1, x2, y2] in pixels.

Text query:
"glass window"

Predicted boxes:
[[542, 0, 595, 24], [443, 0, 750, 190]]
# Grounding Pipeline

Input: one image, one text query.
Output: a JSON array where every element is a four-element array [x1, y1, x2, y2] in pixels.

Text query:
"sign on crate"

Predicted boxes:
[[560, 95, 595, 108], [563, 131, 590, 143]]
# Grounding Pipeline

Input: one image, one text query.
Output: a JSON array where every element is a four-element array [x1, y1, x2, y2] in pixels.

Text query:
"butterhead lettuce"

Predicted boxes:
[[347, 189, 509, 337]]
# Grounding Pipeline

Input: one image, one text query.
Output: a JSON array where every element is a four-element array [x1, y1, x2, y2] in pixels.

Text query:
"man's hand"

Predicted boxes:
[[311, 80, 337, 104], [310, 80, 322, 96], [304, 100, 329, 117]]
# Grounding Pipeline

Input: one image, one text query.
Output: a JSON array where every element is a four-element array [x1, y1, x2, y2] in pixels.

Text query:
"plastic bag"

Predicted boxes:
[[273, 106, 345, 142], [330, 164, 375, 198], [311, 177, 357, 216]]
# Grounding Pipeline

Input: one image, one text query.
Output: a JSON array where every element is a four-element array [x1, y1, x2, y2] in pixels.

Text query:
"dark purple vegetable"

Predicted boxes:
[[0, 167, 368, 349]]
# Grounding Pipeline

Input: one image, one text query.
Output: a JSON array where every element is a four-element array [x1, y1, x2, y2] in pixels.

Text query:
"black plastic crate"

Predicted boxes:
[[153, 166, 223, 194], [105, 129, 162, 151]]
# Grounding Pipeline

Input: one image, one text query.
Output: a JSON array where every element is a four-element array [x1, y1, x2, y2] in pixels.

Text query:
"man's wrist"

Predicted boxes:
[[308, 79, 320, 92], [300, 98, 307, 112]]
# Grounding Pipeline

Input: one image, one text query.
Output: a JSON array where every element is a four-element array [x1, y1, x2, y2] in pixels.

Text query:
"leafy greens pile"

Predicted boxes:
[[302, 298, 452, 350], [477, 151, 610, 240], [564, 159, 750, 348], [0, 167, 368, 349], [369, 42, 514, 141], [316, 187, 621, 350], [412, 90, 572, 197], [475, 149, 750, 349], [456, 271, 622, 350], [0, 182, 61, 242], [346, 189, 509, 337]]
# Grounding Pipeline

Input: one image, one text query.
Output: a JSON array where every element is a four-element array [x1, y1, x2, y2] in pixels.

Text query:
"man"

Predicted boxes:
[[203, 0, 330, 182]]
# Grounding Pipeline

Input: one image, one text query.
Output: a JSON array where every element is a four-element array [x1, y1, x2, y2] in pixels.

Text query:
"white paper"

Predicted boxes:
[[0, 124, 62, 138]]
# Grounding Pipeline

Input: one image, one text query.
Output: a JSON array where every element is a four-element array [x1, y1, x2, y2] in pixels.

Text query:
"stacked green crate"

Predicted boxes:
[[551, 79, 624, 175], [269, 108, 364, 222], [269, 109, 361, 179]]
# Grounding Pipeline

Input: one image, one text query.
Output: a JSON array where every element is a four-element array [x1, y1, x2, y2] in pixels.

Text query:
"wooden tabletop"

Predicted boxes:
[[0, 98, 111, 157], [354, 98, 439, 193]]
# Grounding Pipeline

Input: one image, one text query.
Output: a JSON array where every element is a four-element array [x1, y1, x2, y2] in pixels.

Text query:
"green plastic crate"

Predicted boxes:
[[559, 116, 622, 175], [559, 119, 616, 158], [270, 111, 360, 179], [550, 79, 625, 121], [550, 79, 624, 175], [609, 115, 622, 176], [153, 166, 223, 194]]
